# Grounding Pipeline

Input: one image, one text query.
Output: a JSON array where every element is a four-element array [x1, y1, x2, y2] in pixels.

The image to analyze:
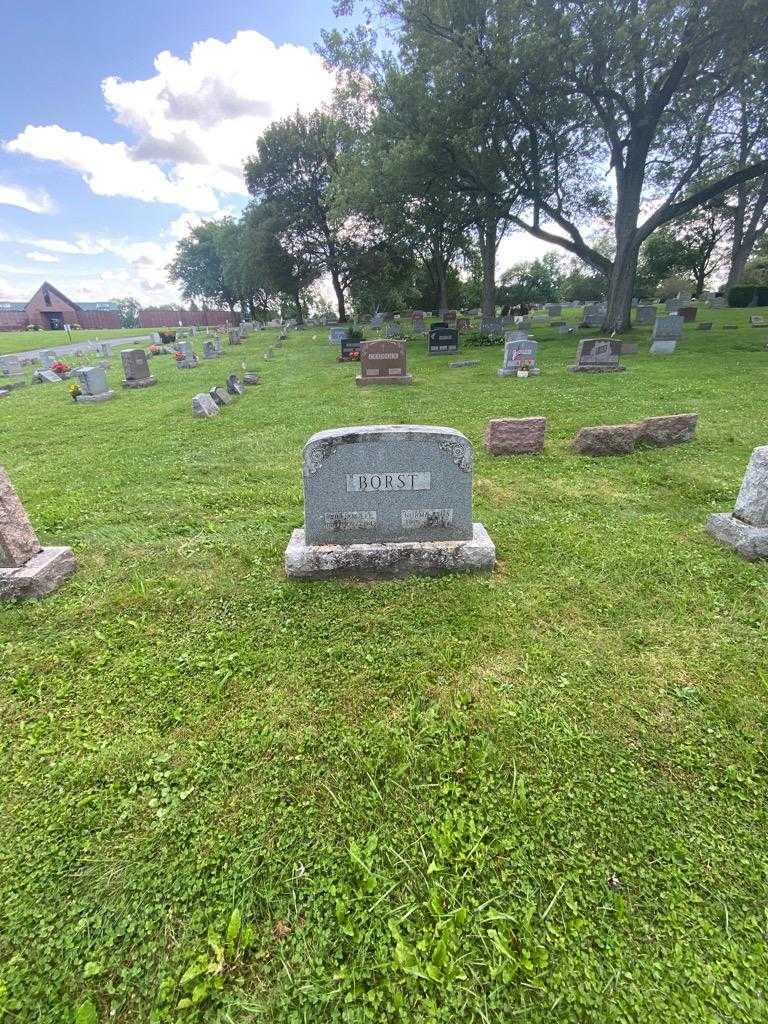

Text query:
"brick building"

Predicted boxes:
[[138, 306, 238, 329], [0, 282, 121, 331]]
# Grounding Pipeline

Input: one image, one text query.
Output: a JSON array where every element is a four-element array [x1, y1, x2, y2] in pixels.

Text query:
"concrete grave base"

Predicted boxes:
[[355, 374, 412, 387], [568, 365, 626, 373], [243, 373, 262, 385], [285, 523, 495, 580], [0, 389, 9, 399], [706, 514, 768, 561], [75, 390, 116, 403], [0, 547, 77, 600], [122, 376, 156, 389], [1, 380, 26, 391]]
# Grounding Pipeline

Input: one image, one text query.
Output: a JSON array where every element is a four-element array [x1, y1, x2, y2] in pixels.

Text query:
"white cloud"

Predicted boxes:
[[25, 251, 59, 263], [4, 31, 335, 216], [0, 183, 54, 214]]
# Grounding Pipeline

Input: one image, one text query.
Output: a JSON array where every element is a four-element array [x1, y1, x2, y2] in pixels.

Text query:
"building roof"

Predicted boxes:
[[0, 283, 118, 313], [0, 302, 26, 311]]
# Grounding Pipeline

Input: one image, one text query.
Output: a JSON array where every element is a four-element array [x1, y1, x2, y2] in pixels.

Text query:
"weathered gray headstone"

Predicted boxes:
[[226, 374, 244, 395], [707, 446, 768, 560], [546, 304, 562, 317], [480, 319, 503, 336], [581, 305, 604, 328], [0, 466, 76, 600], [202, 339, 220, 359], [175, 341, 198, 369], [74, 366, 116, 402], [568, 338, 625, 372], [284, 425, 495, 579], [650, 315, 683, 354], [329, 327, 349, 344], [209, 386, 232, 407], [121, 348, 156, 388], [635, 305, 657, 325], [192, 393, 219, 418]]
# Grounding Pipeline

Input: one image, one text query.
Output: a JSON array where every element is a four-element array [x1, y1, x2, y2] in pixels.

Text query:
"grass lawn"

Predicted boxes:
[[0, 327, 153, 357], [1, 310, 767, 1023]]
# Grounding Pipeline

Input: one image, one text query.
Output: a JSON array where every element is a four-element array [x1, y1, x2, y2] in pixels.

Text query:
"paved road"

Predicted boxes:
[[9, 335, 153, 362]]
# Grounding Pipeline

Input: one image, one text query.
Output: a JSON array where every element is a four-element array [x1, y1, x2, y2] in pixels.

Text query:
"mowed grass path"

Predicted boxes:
[[1, 315, 767, 1023]]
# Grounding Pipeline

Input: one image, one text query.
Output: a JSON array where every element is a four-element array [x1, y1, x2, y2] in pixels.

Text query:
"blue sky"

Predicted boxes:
[[0, 0, 346, 305]]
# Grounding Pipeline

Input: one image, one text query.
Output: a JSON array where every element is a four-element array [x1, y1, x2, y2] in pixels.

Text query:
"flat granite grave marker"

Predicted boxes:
[[0, 467, 76, 600], [568, 338, 625, 372], [707, 445, 768, 560], [74, 366, 116, 402], [192, 393, 219, 418], [498, 337, 539, 377], [356, 340, 412, 386], [121, 348, 156, 388], [484, 418, 546, 455], [427, 326, 459, 355], [284, 425, 495, 579]]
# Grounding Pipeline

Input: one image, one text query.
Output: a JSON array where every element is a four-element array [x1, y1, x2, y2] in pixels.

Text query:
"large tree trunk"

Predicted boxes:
[[726, 247, 750, 290], [603, 249, 638, 333], [436, 263, 448, 312], [330, 267, 347, 322], [479, 217, 498, 319], [293, 287, 304, 325]]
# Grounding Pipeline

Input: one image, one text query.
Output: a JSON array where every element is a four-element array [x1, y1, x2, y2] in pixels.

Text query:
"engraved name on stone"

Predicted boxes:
[[324, 511, 377, 530], [401, 508, 453, 529], [346, 472, 430, 492], [367, 352, 399, 360]]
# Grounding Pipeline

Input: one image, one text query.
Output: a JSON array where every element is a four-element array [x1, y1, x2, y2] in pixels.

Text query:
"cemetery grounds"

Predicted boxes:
[[1, 307, 767, 1022]]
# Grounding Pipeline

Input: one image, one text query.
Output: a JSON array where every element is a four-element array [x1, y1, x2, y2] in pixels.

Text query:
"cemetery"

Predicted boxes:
[[2, 0, 768, 1017]]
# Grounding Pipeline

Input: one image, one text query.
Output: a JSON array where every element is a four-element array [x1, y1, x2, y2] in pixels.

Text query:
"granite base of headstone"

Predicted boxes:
[[0, 467, 76, 600], [284, 425, 495, 580], [635, 414, 698, 447], [571, 424, 638, 456], [484, 417, 546, 455], [707, 445, 768, 561]]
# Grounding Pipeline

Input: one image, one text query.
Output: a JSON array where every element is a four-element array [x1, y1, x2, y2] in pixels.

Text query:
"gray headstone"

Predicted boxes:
[[209, 386, 232, 407], [0, 467, 41, 567], [300, 425, 473, 545], [329, 327, 349, 344], [570, 338, 624, 372], [733, 447, 768, 527], [498, 338, 539, 377], [226, 374, 243, 395], [74, 366, 109, 396], [121, 348, 151, 381], [0, 356, 23, 377], [651, 315, 683, 353], [635, 305, 657, 325], [192, 393, 219, 418]]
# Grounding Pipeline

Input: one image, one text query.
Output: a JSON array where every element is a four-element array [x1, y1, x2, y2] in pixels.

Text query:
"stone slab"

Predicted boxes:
[[0, 546, 76, 600], [706, 514, 768, 561], [571, 424, 638, 456], [484, 417, 546, 455], [284, 523, 495, 580], [636, 414, 698, 447], [121, 376, 156, 389], [356, 373, 412, 387], [192, 393, 219, 418], [75, 391, 116, 403], [733, 445, 768, 526], [0, 469, 41, 566]]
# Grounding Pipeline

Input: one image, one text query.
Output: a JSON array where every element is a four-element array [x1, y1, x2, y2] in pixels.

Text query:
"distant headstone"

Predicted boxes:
[[707, 445, 768, 560], [635, 305, 657, 325], [385, 322, 403, 339], [456, 317, 471, 332], [650, 315, 683, 354], [203, 339, 221, 359], [708, 296, 726, 309], [480, 319, 503, 336], [697, 322, 713, 331], [581, 305, 604, 328], [41, 350, 57, 370], [0, 356, 23, 381], [209, 386, 232, 407], [192, 393, 219, 418], [73, 366, 116, 402], [665, 299, 685, 314], [678, 306, 697, 323], [35, 370, 63, 384], [356, 340, 412, 386], [449, 359, 480, 368], [284, 425, 495, 579], [329, 326, 349, 344], [175, 341, 198, 369], [0, 466, 76, 600], [568, 338, 625, 372], [338, 336, 362, 362], [427, 326, 459, 355], [370, 313, 385, 328], [226, 374, 244, 396], [121, 348, 156, 388], [243, 372, 262, 385], [498, 337, 539, 377], [546, 304, 562, 317]]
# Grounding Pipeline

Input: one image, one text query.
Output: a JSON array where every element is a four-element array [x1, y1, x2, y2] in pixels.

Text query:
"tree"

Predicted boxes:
[[244, 111, 375, 321], [327, 0, 768, 330], [110, 297, 140, 328], [168, 220, 238, 312], [500, 253, 564, 304]]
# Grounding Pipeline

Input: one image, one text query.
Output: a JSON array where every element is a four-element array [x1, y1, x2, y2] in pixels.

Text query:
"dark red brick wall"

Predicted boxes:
[[77, 311, 122, 329], [138, 308, 239, 328], [0, 311, 28, 331]]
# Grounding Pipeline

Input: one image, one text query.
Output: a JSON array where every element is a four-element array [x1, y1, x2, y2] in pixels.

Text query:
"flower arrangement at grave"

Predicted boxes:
[[148, 344, 162, 357], [173, 351, 185, 363], [68, 381, 82, 402], [51, 360, 72, 378], [517, 358, 535, 376]]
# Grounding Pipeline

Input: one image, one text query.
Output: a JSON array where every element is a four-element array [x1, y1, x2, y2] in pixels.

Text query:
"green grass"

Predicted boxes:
[[0, 327, 153, 356], [1, 312, 768, 1023]]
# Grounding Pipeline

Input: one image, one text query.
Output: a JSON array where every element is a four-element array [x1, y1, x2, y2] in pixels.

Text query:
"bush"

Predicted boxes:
[[463, 330, 504, 347], [347, 327, 365, 342], [728, 285, 768, 307]]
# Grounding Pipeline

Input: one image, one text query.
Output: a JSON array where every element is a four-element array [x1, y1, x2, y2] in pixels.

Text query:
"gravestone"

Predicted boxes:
[[329, 327, 349, 344], [41, 351, 57, 370], [356, 340, 412, 386], [228, 328, 242, 346], [449, 359, 480, 368], [708, 296, 726, 309], [34, 370, 63, 384], [678, 306, 697, 323], [192, 393, 219, 418], [456, 317, 471, 332], [385, 322, 403, 339], [243, 372, 261, 385], [498, 337, 540, 377], [650, 315, 683, 354], [546, 304, 562, 317], [697, 322, 713, 331], [209, 386, 232, 407], [338, 336, 362, 362], [480, 319, 503, 336], [0, 467, 76, 600], [120, 348, 156, 388], [203, 339, 221, 359], [635, 305, 657, 325], [666, 299, 685, 314], [0, 355, 22, 377], [226, 374, 244, 396], [707, 445, 768, 560], [571, 424, 638, 456], [284, 425, 495, 579], [568, 338, 625, 372], [73, 366, 116, 402], [484, 418, 546, 455], [428, 326, 459, 355], [175, 341, 198, 369], [581, 305, 604, 328], [370, 313, 385, 328]]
